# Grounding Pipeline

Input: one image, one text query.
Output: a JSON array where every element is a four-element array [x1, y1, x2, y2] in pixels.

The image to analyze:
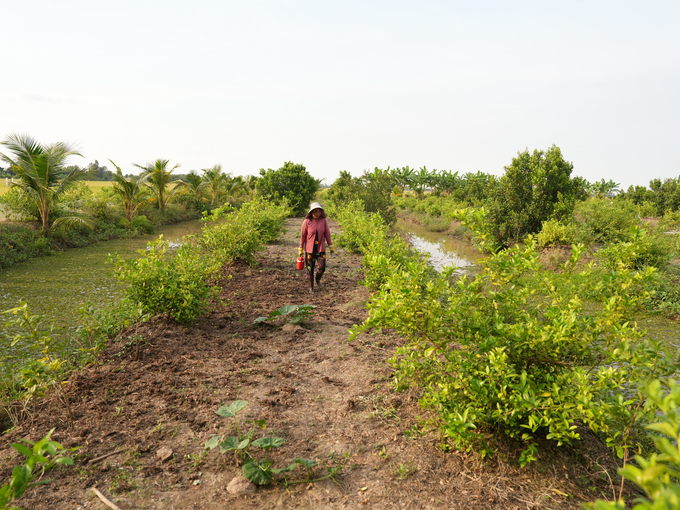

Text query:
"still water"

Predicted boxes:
[[0, 221, 204, 363], [394, 218, 485, 272]]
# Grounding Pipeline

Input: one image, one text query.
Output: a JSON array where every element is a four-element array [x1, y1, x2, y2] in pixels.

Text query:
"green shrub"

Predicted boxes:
[[236, 196, 291, 243], [0, 186, 39, 221], [573, 198, 639, 244], [588, 379, 680, 510], [112, 236, 219, 323], [486, 145, 581, 245], [0, 225, 51, 269], [645, 266, 680, 317], [255, 162, 319, 217], [352, 240, 679, 461], [327, 169, 397, 225], [327, 200, 388, 254], [660, 210, 680, 229], [361, 235, 418, 290], [536, 219, 575, 247], [199, 197, 289, 264], [131, 214, 155, 234], [597, 226, 672, 270]]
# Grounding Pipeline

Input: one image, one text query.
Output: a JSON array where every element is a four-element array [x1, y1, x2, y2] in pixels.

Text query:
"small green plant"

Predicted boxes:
[[204, 400, 344, 486], [392, 461, 417, 480], [0, 428, 76, 510], [253, 304, 316, 326], [3, 303, 74, 428]]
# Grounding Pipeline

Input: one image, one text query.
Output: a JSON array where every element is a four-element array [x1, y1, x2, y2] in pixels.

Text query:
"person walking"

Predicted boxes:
[[299, 202, 334, 293]]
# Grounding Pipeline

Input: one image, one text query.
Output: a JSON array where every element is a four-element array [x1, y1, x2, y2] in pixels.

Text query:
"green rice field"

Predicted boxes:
[[0, 180, 114, 195]]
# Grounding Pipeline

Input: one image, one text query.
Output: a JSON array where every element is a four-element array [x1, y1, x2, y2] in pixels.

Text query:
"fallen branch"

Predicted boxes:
[[88, 451, 120, 465], [90, 487, 122, 510]]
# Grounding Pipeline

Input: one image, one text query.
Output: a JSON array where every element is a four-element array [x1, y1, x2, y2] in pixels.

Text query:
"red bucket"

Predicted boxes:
[[296, 256, 304, 270]]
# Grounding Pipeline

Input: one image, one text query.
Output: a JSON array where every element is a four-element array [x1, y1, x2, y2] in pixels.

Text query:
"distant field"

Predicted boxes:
[[0, 180, 114, 195]]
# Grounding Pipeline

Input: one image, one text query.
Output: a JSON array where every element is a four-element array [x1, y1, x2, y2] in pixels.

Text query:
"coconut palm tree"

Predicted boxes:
[[176, 170, 208, 207], [108, 160, 150, 221], [0, 133, 91, 233], [201, 164, 229, 208], [133, 159, 179, 214]]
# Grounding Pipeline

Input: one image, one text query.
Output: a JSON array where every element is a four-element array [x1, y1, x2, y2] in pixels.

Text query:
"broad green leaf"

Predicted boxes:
[[204, 435, 220, 450], [253, 419, 267, 429], [219, 436, 241, 451], [252, 437, 285, 449], [215, 400, 248, 418], [271, 464, 296, 474], [294, 458, 317, 468], [252, 316, 270, 323], [215, 404, 236, 418], [277, 305, 299, 316], [242, 459, 272, 485], [229, 400, 248, 415]]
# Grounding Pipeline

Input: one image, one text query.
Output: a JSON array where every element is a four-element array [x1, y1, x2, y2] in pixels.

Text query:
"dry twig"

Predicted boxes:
[[90, 487, 122, 510]]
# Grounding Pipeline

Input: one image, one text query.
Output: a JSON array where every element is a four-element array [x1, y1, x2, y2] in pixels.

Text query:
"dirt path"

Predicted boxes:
[[0, 218, 619, 509]]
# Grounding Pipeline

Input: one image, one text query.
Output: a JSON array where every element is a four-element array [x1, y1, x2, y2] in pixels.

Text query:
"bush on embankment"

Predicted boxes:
[[327, 199, 427, 290], [333, 194, 680, 500], [112, 196, 290, 323]]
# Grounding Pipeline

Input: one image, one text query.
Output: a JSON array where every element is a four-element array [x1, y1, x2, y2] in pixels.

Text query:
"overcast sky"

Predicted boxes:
[[2, 0, 678, 189]]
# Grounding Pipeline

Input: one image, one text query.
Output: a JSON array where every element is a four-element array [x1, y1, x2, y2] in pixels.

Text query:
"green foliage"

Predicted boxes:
[[112, 236, 219, 323], [330, 198, 428, 290], [205, 401, 343, 487], [0, 186, 40, 221], [597, 227, 672, 271], [0, 133, 89, 232], [361, 234, 419, 290], [237, 196, 290, 242], [253, 304, 316, 325], [0, 428, 76, 510], [327, 200, 388, 254], [486, 145, 580, 245], [255, 161, 320, 216], [0, 225, 52, 270], [588, 379, 680, 510], [108, 161, 150, 221], [351, 239, 680, 462], [536, 219, 576, 248], [130, 214, 154, 234], [573, 198, 639, 244], [327, 168, 397, 224], [645, 265, 680, 317], [133, 159, 180, 214], [199, 197, 290, 264]]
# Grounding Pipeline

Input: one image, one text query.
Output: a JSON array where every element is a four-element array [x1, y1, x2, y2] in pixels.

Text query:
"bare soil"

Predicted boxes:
[[0, 218, 631, 509]]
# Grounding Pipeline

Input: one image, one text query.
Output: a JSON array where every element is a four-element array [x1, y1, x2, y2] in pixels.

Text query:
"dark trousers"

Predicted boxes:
[[306, 252, 326, 289]]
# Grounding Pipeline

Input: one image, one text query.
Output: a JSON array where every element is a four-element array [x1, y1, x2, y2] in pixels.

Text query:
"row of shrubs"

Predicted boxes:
[[396, 193, 680, 246], [330, 196, 680, 509], [112, 197, 291, 323]]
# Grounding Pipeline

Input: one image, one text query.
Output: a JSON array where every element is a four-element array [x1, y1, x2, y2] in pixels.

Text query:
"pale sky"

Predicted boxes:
[[2, 0, 679, 189]]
